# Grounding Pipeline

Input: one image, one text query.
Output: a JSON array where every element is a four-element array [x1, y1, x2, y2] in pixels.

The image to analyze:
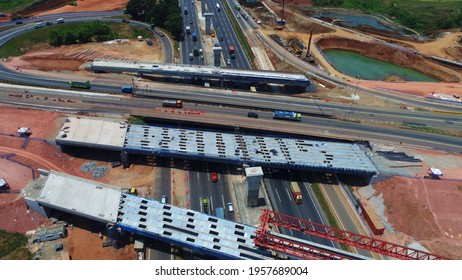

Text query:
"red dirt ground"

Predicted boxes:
[[66, 225, 137, 260], [37, 0, 128, 16], [0, 107, 91, 234], [365, 148, 462, 259], [0, 106, 136, 259], [373, 176, 462, 259]]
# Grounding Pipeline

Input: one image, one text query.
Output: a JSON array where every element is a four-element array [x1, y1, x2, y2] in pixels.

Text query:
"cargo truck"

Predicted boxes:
[[202, 198, 209, 214], [228, 45, 235, 59], [121, 86, 133, 93], [289, 182, 302, 204], [193, 45, 199, 56], [162, 99, 183, 108], [215, 207, 225, 219], [69, 81, 91, 89], [192, 31, 197, 41], [273, 110, 302, 121]]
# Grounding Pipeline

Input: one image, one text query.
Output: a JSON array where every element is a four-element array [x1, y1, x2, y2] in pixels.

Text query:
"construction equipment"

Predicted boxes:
[[122, 188, 138, 195], [255, 209, 446, 260]]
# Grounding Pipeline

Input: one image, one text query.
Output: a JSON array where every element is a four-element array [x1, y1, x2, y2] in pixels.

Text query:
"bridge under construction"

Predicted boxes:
[[91, 60, 311, 92], [55, 116, 377, 184], [25, 170, 444, 260]]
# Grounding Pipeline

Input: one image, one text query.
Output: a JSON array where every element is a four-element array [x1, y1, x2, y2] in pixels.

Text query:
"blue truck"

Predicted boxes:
[[192, 31, 197, 41], [121, 86, 133, 93], [273, 110, 302, 121], [215, 207, 225, 219]]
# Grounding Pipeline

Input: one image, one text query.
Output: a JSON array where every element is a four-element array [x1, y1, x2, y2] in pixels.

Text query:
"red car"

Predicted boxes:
[[211, 172, 218, 182]]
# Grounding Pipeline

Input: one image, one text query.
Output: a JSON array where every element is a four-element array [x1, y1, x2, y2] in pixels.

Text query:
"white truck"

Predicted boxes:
[[186, 25, 191, 34]]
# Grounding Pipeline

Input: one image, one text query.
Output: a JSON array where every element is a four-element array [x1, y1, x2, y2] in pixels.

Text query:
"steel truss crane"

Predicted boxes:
[[255, 209, 446, 260]]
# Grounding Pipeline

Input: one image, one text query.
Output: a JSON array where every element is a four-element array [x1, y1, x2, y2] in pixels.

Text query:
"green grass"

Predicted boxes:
[[0, 0, 41, 12], [0, 21, 152, 58], [127, 116, 146, 124], [311, 183, 351, 252], [222, 0, 256, 67], [1, 247, 32, 260], [0, 229, 29, 259], [399, 125, 462, 137]]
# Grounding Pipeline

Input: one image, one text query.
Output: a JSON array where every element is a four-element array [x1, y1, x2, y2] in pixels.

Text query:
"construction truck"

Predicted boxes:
[[122, 188, 138, 195], [289, 182, 302, 204]]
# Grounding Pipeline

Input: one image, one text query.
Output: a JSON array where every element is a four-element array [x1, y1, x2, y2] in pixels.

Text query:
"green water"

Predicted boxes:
[[323, 49, 438, 82]]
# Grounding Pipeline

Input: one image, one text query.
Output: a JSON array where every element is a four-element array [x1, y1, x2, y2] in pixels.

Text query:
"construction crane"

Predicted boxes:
[[254, 209, 446, 260]]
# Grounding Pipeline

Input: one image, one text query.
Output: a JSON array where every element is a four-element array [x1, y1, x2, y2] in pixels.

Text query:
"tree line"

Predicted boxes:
[[126, 0, 183, 39]]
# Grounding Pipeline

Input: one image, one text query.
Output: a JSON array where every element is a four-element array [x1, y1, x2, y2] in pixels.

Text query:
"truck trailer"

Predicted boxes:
[[69, 81, 91, 89], [273, 110, 302, 121], [289, 182, 302, 204], [162, 99, 183, 108]]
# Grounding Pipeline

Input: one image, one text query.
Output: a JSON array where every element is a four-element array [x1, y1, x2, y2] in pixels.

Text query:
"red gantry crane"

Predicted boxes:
[[254, 209, 446, 260]]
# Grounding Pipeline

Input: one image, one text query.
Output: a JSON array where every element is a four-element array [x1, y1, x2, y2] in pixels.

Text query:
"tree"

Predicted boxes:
[[165, 14, 183, 39]]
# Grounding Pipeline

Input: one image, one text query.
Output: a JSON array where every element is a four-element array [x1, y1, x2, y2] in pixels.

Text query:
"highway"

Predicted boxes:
[[1, 84, 461, 152], [264, 175, 336, 248], [180, 0, 205, 65], [205, 0, 251, 69]]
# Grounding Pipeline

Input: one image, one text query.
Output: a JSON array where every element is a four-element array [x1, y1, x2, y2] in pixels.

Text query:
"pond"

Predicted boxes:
[[323, 49, 438, 82], [313, 10, 417, 36]]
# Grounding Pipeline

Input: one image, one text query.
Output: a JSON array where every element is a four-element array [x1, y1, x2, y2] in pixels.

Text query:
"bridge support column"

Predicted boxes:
[[120, 149, 130, 168], [245, 167, 264, 207]]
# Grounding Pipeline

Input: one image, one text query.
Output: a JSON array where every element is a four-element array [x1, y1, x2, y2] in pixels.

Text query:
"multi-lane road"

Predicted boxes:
[[1, 8, 460, 260]]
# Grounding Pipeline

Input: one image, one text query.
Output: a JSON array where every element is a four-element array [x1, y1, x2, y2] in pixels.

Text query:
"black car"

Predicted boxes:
[[189, 19, 193, 24], [247, 112, 259, 118]]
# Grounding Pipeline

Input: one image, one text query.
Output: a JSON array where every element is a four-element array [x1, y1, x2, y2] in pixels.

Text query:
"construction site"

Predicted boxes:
[[0, 0, 461, 261]]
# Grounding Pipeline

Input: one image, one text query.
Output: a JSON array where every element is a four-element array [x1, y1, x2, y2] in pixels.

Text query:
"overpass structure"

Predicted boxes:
[[25, 170, 367, 260], [55, 116, 377, 183], [91, 60, 311, 92]]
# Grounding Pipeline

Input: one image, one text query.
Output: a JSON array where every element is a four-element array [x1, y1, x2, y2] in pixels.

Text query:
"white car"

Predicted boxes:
[[227, 59, 231, 65], [161, 195, 167, 204], [237, 14, 240, 18]]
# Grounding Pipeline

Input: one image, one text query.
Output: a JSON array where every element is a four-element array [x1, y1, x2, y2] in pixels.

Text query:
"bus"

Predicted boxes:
[[162, 99, 183, 108], [273, 110, 302, 121], [69, 80, 91, 89], [228, 45, 235, 59]]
